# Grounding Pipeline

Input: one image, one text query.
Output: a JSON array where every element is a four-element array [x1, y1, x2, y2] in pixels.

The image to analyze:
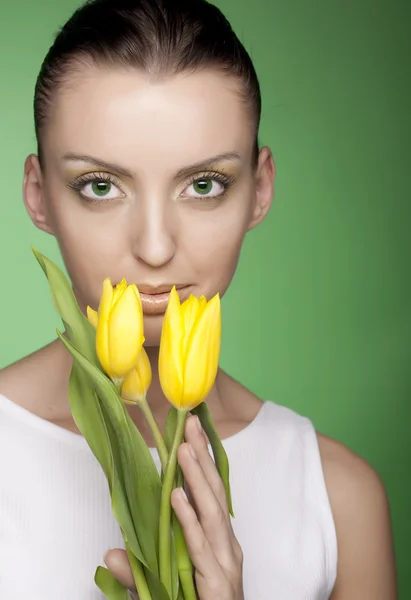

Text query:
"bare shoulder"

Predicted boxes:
[[317, 432, 398, 599], [0, 339, 70, 417], [0, 346, 41, 397]]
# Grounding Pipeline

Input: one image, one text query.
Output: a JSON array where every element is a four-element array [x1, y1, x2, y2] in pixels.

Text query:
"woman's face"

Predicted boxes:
[[24, 65, 275, 345]]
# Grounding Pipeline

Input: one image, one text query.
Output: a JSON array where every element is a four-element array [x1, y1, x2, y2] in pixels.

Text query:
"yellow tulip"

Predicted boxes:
[[86, 278, 144, 381], [159, 286, 221, 410], [121, 346, 152, 403]]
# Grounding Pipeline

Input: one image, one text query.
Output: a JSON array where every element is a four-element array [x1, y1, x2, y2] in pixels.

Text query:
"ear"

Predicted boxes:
[[247, 146, 275, 231], [22, 154, 55, 235]]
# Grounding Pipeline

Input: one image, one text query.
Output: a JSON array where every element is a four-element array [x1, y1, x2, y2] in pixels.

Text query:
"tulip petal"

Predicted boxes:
[[109, 284, 144, 378], [137, 346, 152, 392], [96, 279, 113, 375], [183, 293, 221, 409], [86, 306, 99, 328], [121, 347, 152, 402], [98, 279, 114, 316], [112, 278, 128, 309], [199, 295, 207, 311], [159, 287, 184, 408], [132, 348, 152, 397], [122, 368, 142, 403], [181, 295, 202, 357]]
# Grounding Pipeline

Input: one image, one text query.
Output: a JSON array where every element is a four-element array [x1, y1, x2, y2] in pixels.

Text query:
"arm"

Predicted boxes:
[[318, 434, 398, 599]]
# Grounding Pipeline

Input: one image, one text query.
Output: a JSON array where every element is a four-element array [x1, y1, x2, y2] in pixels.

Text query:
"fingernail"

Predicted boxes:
[[195, 415, 203, 433], [103, 550, 109, 563], [189, 443, 197, 460], [179, 487, 189, 503]]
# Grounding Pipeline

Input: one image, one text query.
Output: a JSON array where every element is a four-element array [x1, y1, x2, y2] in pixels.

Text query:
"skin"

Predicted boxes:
[[0, 65, 397, 598]]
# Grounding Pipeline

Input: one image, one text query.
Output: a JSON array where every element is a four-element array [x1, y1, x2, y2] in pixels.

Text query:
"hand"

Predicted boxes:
[[104, 413, 244, 600]]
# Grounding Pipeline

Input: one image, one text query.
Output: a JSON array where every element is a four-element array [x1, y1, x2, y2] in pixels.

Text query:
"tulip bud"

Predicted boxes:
[[159, 287, 221, 410], [121, 347, 152, 403], [87, 278, 144, 382]]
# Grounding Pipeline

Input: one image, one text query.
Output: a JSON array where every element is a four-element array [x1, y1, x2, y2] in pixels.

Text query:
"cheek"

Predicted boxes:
[[182, 203, 249, 293], [51, 202, 120, 258], [207, 232, 244, 291], [47, 201, 127, 310]]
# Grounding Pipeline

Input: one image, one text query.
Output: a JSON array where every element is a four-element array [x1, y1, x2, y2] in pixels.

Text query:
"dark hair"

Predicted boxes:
[[34, 0, 261, 166]]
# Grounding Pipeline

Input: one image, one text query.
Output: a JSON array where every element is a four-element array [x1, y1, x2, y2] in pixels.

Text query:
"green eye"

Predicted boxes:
[[91, 181, 112, 196], [193, 180, 213, 195], [181, 175, 232, 200], [67, 173, 124, 203]]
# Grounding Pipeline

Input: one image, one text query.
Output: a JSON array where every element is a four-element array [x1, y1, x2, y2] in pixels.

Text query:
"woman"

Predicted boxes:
[[0, 0, 397, 598]]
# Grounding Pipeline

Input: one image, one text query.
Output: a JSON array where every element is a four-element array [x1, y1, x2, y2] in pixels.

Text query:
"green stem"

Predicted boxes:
[[179, 568, 198, 600], [125, 541, 153, 600], [136, 404, 198, 600], [138, 395, 169, 470], [159, 408, 188, 597], [171, 466, 197, 600], [172, 512, 198, 600], [122, 389, 197, 599]]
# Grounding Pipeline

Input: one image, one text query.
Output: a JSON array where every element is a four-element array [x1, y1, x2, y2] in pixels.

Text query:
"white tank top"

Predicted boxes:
[[0, 394, 337, 599]]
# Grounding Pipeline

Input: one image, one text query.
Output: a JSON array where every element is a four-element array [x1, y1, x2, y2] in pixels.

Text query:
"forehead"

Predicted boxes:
[[44, 65, 253, 172]]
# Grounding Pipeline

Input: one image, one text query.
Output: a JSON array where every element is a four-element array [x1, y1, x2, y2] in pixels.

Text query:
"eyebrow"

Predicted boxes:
[[174, 152, 241, 178], [63, 153, 134, 177], [62, 151, 241, 179]]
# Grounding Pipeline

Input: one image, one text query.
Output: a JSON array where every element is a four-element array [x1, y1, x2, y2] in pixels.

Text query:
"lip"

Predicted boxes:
[[138, 285, 191, 315]]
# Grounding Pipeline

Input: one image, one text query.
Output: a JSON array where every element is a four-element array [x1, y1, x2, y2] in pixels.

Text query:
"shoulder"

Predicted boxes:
[[317, 432, 398, 599], [0, 339, 68, 414], [0, 350, 35, 399]]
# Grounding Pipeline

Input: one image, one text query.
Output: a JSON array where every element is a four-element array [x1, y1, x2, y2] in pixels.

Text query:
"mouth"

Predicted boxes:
[[137, 285, 191, 315]]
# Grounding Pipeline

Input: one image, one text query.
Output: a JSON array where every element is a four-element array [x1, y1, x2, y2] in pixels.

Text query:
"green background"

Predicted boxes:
[[0, 0, 409, 595]]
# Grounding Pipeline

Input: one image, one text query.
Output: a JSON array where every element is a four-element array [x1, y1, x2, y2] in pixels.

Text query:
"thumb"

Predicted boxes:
[[104, 548, 136, 591]]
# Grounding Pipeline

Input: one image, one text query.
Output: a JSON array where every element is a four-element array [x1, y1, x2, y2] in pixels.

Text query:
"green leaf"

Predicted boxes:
[[122, 411, 180, 599], [191, 402, 235, 518], [69, 361, 146, 582], [169, 516, 180, 600], [174, 463, 183, 491], [98, 393, 147, 558], [171, 498, 187, 600], [171, 465, 196, 600], [33, 249, 181, 598], [176, 586, 185, 600], [69, 365, 113, 485], [144, 568, 173, 600], [33, 247, 113, 491], [57, 330, 162, 577], [94, 566, 130, 600], [32, 246, 98, 366]]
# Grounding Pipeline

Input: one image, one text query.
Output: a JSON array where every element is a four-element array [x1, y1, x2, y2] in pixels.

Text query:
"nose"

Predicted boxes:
[[130, 195, 177, 268]]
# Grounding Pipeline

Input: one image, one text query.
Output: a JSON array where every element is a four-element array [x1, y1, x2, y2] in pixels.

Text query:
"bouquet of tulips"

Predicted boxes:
[[33, 247, 234, 600]]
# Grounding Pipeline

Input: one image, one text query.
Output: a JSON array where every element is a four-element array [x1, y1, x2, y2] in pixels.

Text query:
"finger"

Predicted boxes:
[[177, 438, 235, 562], [103, 548, 136, 591], [184, 414, 233, 527], [171, 486, 225, 584]]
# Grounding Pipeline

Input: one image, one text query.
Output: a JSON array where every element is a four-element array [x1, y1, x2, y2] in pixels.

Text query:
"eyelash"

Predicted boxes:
[[66, 172, 122, 202], [183, 170, 236, 199], [66, 170, 236, 203]]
